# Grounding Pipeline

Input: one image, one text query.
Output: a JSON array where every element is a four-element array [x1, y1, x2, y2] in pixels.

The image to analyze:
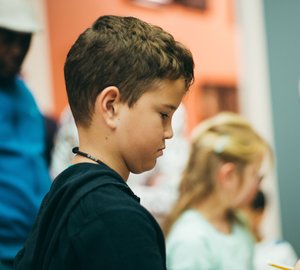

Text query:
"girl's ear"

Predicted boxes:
[[94, 86, 121, 129], [218, 162, 239, 190]]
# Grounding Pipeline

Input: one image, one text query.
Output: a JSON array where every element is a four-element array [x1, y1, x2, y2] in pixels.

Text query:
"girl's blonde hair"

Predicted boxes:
[[163, 112, 272, 236]]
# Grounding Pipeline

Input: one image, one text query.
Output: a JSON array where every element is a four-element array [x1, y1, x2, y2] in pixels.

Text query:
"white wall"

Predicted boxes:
[[234, 0, 281, 239], [22, 0, 54, 115]]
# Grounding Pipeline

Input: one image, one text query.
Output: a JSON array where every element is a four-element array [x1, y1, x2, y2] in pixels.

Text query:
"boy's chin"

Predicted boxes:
[[132, 161, 157, 174]]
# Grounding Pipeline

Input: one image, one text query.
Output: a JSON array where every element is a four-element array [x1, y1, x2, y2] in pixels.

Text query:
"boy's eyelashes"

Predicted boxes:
[[160, 112, 170, 120]]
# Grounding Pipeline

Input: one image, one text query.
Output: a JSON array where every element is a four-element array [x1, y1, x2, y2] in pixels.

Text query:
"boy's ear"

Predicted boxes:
[[94, 86, 121, 129]]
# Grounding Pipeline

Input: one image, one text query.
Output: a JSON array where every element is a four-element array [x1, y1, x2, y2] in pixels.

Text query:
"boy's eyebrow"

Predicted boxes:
[[163, 104, 178, 111]]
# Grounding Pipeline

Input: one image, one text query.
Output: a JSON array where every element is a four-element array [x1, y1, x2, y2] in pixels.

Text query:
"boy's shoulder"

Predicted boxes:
[[64, 162, 143, 215], [52, 162, 140, 209], [55, 163, 153, 223], [15, 163, 166, 270]]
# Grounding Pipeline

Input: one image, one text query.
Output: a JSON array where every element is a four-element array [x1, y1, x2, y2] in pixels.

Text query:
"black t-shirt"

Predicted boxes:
[[14, 163, 166, 270]]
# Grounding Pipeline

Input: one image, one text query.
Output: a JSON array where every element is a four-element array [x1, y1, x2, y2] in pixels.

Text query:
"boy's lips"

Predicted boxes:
[[157, 146, 165, 156], [158, 146, 165, 151]]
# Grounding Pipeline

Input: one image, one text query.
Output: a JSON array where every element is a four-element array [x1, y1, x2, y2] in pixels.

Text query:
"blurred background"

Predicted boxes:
[[23, 0, 300, 256]]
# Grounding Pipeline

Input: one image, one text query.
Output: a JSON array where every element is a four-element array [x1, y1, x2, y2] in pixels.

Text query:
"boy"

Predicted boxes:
[[14, 15, 194, 270]]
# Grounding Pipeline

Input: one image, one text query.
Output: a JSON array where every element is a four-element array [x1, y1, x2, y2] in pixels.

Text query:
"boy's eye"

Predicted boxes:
[[160, 112, 169, 120]]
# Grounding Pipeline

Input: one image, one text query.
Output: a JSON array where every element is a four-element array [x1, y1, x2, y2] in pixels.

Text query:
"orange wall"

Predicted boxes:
[[46, 0, 237, 131]]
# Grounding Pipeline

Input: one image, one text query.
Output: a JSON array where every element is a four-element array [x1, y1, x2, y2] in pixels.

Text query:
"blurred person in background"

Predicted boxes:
[[163, 112, 273, 270], [0, 0, 51, 269], [243, 189, 298, 270], [50, 105, 78, 179]]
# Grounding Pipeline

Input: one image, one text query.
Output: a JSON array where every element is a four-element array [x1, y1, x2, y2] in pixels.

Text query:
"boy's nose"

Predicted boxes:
[[164, 123, 173, 139]]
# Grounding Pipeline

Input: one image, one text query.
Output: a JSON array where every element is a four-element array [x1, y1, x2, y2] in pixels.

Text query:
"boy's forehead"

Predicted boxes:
[[142, 78, 186, 107]]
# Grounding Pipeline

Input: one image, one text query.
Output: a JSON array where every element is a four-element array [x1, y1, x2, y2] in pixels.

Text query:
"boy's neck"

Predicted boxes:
[[74, 126, 130, 181], [72, 145, 129, 181]]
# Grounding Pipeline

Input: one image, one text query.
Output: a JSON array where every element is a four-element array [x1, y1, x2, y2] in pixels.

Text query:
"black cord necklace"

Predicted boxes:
[[72, 147, 102, 165]]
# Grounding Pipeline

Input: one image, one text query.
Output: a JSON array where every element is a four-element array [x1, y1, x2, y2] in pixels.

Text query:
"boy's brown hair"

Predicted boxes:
[[64, 15, 194, 127]]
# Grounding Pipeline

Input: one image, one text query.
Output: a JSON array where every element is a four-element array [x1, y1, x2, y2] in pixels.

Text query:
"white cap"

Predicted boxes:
[[0, 0, 41, 33]]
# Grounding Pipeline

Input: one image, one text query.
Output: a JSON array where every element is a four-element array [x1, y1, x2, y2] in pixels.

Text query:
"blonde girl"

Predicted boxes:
[[164, 112, 272, 270]]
